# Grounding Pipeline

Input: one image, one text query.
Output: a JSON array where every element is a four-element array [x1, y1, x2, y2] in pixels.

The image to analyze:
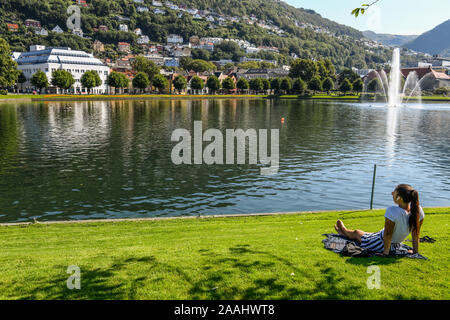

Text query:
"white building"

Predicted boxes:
[[119, 24, 128, 32], [16, 46, 110, 94], [137, 5, 149, 12], [52, 25, 64, 34], [167, 34, 183, 44], [137, 35, 150, 44], [35, 28, 48, 36], [72, 28, 84, 37]]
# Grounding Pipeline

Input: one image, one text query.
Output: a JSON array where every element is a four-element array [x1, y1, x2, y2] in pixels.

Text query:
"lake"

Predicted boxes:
[[0, 99, 449, 223]]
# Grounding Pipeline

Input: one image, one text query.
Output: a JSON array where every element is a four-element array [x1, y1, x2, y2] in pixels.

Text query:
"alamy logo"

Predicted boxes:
[[171, 121, 279, 175], [66, 5, 81, 31], [66, 265, 81, 290], [366, 265, 381, 289]]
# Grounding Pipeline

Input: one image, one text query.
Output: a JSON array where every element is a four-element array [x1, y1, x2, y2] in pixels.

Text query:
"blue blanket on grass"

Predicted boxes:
[[322, 233, 428, 260]]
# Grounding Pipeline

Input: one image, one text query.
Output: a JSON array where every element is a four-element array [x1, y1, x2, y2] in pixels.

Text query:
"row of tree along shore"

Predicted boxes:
[[1, 38, 448, 97]]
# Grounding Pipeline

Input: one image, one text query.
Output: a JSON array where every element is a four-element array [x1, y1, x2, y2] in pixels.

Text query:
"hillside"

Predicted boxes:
[[362, 30, 418, 47], [404, 19, 450, 57], [0, 0, 398, 69]]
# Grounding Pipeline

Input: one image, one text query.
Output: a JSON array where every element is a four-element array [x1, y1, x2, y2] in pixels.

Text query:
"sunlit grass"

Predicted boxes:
[[0, 207, 448, 300]]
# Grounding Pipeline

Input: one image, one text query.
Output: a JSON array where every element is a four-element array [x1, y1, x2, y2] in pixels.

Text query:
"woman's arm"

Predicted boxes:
[[382, 218, 395, 255], [411, 220, 424, 254]]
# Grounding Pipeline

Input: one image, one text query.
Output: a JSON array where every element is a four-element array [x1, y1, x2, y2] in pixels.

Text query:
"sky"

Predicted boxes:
[[286, 0, 450, 35]]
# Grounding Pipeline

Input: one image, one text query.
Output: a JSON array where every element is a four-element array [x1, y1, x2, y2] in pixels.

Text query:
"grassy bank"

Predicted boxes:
[[0, 207, 448, 300]]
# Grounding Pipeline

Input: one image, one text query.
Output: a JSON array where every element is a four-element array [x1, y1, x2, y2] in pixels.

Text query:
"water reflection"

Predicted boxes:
[[0, 99, 449, 223]]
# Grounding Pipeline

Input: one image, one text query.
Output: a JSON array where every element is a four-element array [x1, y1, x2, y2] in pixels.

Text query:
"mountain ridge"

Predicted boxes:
[[362, 30, 418, 47], [404, 19, 450, 57]]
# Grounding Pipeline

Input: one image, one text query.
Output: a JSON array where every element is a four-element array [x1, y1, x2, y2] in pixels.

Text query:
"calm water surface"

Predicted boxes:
[[0, 99, 449, 223]]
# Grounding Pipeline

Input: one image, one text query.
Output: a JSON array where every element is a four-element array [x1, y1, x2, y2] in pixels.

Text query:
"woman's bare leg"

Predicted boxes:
[[335, 220, 366, 243]]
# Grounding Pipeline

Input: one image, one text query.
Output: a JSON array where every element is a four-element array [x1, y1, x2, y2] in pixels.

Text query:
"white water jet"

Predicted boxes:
[[364, 48, 422, 107], [388, 48, 402, 107]]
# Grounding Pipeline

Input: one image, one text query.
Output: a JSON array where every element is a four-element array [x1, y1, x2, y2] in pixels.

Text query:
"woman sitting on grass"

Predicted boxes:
[[334, 184, 424, 256]]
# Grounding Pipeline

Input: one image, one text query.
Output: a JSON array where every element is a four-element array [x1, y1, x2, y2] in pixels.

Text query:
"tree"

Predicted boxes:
[[107, 72, 129, 94], [367, 78, 382, 93], [292, 78, 307, 95], [132, 56, 160, 83], [51, 70, 75, 93], [191, 49, 211, 61], [308, 76, 323, 94], [280, 77, 292, 94], [261, 78, 271, 94], [289, 59, 318, 82], [352, 1, 380, 17], [206, 75, 221, 95], [186, 59, 216, 72], [132, 72, 150, 93], [190, 76, 204, 93], [0, 38, 20, 89], [249, 78, 264, 94], [31, 71, 49, 93], [322, 77, 334, 94], [270, 78, 281, 95], [339, 78, 353, 94], [353, 78, 364, 94], [173, 75, 187, 94], [81, 71, 102, 94], [322, 59, 337, 81], [222, 77, 235, 94], [338, 69, 359, 85], [236, 78, 249, 94], [17, 71, 27, 93], [152, 74, 168, 93]]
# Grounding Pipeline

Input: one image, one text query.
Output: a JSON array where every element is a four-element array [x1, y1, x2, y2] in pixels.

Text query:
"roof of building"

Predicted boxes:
[[430, 69, 450, 80], [16, 47, 106, 67], [400, 67, 433, 79]]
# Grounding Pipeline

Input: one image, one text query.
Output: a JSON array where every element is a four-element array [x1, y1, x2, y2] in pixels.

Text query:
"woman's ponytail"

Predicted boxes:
[[409, 189, 420, 233]]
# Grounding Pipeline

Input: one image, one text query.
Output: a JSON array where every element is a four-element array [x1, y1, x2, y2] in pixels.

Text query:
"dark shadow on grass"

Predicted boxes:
[[187, 244, 365, 299], [20, 256, 157, 299], [345, 255, 402, 267]]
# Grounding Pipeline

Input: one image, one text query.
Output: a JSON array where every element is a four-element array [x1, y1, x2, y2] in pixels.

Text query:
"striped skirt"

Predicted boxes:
[[360, 230, 401, 253]]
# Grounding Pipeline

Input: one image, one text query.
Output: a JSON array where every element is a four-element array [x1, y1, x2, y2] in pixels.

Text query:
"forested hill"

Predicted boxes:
[[0, 0, 396, 69]]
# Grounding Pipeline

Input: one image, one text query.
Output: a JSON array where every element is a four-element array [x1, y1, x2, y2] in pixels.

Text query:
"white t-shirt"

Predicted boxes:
[[383, 205, 425, 243]]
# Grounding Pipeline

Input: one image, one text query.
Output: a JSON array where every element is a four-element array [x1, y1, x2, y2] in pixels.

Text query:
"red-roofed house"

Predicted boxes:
[[7, 23, 19, 32], [76, 0, 88, 7], [25, 19, 41, 28], [420, 69, 450, 90], [118, 42, 131, 53], [400, 67, 433, 80]]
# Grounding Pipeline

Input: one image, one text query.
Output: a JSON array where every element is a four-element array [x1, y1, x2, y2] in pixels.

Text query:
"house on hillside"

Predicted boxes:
[[119, 24, 128, 32], [35, 28, 48, 36], [52, 25, 64, 33], [76, 0, 88, 7], [7, 24, 19, 32], [98, 25, 109, 32], [92, 40, 105, 52], [137, 6, 149, 12], [72, 28, 84, 37], [118, 42, 131, 53], [137, 35, 150, 44], [167, 34, 183, 44], [25, 19, 41, 29]]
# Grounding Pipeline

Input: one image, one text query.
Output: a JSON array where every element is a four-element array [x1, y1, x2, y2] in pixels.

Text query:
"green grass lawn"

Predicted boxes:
[[0, 208, 449, 300]]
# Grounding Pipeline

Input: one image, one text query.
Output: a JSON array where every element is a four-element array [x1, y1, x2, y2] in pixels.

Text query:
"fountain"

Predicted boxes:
[[365, 48, 422, 106]]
